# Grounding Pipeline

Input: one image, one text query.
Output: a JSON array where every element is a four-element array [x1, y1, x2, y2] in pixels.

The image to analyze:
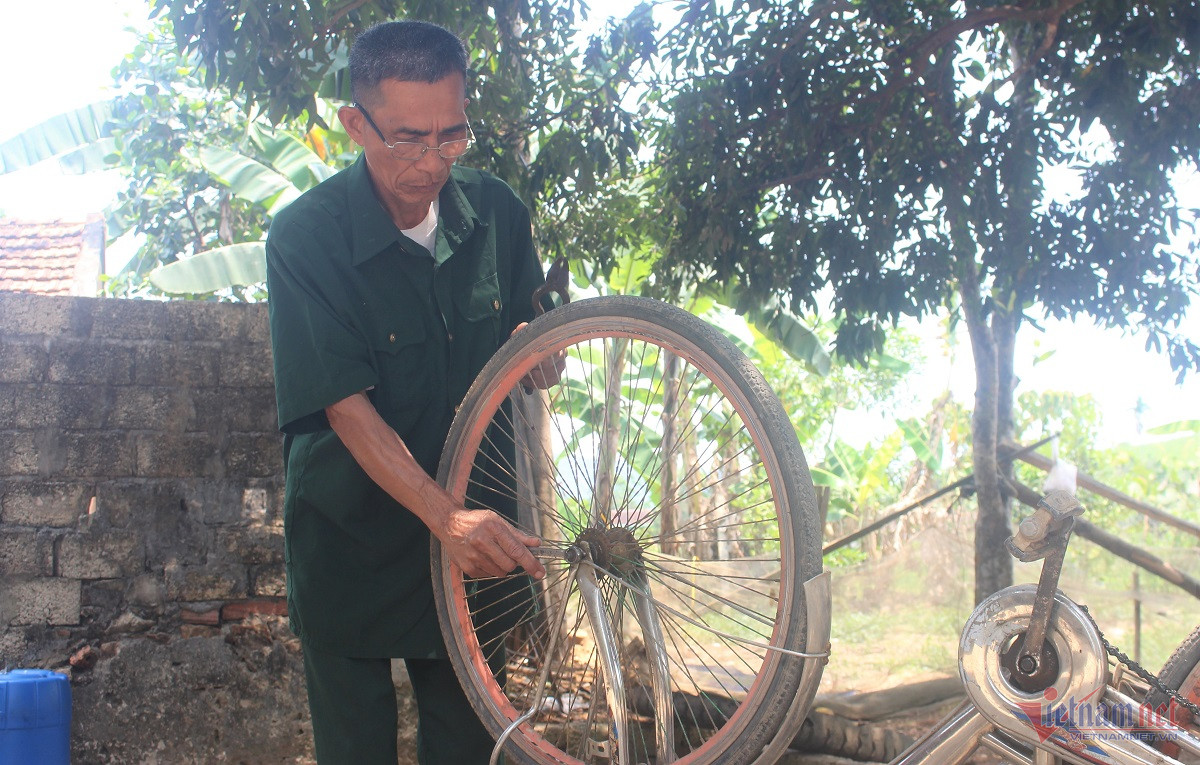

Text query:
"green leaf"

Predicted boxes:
[[871, 353, 912, 374], [0, 102, 114, 174], [607, 247, 658, 293], [317, 65, 353, 102], [753, 308, 832, 375], [703, 284, 832, 374], [1145, 420, 1200, 436], [810, 466, 846, 488], [56, 137, 119, 174], [250, 124, 333, 189], [897, 418, 938, 470], [148, 242, 267, 294], [197, 146, 300, 215]]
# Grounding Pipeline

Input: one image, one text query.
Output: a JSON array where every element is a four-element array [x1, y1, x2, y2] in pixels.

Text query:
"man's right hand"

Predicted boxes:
[[325, 392, 546, 582], [439, 507, 546, 580]]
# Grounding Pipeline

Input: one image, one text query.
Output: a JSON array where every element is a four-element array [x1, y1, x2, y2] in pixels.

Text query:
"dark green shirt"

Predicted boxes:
[[266, 156, 543, 657]]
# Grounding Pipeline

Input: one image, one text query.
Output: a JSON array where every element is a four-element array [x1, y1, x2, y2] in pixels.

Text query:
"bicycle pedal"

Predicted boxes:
[[585, 738, 611, 760], [1007, 489, 1083, 561]]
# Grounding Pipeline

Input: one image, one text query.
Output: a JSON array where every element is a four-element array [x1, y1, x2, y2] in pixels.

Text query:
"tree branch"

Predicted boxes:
[[759, 0, 1090, 193], [320, 0, 377, 35]]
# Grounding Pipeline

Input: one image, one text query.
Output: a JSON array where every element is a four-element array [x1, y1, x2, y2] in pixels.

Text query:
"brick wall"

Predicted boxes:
[[0, 291, 324, 762]]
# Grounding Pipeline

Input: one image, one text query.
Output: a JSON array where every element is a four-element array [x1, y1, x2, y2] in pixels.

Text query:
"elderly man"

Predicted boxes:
[[266, 19, 546, 763]]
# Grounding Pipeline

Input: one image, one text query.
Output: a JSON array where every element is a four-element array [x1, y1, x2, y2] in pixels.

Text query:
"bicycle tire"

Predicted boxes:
[[1145, 623, 1200, 760], [432, 295, 825, 764]]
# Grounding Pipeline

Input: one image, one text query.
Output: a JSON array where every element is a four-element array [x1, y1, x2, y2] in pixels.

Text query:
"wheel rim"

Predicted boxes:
[[438, 312, 813, 764], [1157, 661, 1200, 760]]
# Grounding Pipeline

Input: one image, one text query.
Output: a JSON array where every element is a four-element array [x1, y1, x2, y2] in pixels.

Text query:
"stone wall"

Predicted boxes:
[[0, 291, 321, 762]]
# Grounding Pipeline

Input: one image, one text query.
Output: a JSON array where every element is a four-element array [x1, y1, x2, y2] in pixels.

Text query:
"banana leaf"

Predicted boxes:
[[149, 242, 266, 295], [250, 124, 335, 190], [0, 102, 113, 174], [752, 307, 832, 376], [197, 146, 300, 216]]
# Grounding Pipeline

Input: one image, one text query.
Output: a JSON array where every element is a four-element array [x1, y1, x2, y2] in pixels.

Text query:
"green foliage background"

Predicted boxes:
[[1, 0, 1197, 633]]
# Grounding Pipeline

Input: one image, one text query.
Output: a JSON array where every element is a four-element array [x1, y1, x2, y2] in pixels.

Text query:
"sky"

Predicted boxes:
[[0, 0, 147, 217], [2, 0, 1199, 450]]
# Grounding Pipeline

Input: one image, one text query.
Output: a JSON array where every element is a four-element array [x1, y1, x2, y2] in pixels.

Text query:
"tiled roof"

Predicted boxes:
[[0, 216, 105, 296]]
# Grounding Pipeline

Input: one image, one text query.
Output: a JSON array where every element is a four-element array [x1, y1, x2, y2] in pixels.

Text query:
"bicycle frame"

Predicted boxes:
[[893, 586, 1200, 765], [893, 493, 1200, 765]]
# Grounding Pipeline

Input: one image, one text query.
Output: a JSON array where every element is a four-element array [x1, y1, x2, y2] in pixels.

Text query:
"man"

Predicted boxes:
[[266, 20, 547, 764]]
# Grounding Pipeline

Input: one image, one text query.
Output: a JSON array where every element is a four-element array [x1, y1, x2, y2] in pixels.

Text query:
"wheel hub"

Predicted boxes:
[[1001, 631, 1062, 693], [575, 526, 642, 578]]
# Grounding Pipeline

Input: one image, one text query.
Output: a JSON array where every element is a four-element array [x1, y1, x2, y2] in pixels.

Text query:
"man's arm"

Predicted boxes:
[[325, 392, 546, 581]]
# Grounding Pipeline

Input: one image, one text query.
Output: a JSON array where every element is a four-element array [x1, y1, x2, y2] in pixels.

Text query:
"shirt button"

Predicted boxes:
[[448, 332, 455, 343], [388, 333, 397, 343], [492, 299, 501, 311]]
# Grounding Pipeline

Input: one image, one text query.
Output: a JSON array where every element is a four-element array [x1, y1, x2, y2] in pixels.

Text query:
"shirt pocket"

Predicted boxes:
[[370, 321, 430, 433], [455, 271, 502, 346]]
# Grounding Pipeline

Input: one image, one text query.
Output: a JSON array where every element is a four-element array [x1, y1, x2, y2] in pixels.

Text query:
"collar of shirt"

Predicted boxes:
[[345, 154, 484, 267]]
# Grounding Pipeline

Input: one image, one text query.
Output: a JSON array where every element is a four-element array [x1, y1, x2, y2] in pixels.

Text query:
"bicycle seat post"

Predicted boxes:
[[1004, 490, 1084, 688]]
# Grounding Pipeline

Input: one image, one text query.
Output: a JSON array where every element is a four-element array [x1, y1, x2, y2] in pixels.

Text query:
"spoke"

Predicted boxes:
[[629, 414, 755, 540], [510, 388, 590, 516], [640, 564, 776, 634], [466, 575, 565, 641], [637, 503, 785, 562], [543, 342, 605, 522], [622, 361, 738, 530], [656, 596, 763, 706], [470, 425, 583, 543], [653, 579, 769, 683], [492, 388, 595, 539], [642, 442, 763, 538], [609, 336, 660, 529], [641, 554, 780, 603], [656, 490, 777, 547], [523, 582, 593, 717]]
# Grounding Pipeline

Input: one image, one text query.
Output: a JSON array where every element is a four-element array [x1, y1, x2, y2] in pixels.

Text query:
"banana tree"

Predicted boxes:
[[147, 122, 343, 295], [0, 99, 347, 296]]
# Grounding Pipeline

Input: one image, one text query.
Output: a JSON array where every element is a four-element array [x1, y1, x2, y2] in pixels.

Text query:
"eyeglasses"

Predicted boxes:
[[354, 103, 474, 162]]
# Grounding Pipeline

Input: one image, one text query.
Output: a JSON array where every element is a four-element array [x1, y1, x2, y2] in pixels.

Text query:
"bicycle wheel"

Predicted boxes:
[[432, 295, 824, 765], [1145, 623, 1200, 760]]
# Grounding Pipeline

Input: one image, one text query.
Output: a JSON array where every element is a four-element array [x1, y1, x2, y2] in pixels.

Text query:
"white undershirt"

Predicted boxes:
[[400, 199, 439, 257]]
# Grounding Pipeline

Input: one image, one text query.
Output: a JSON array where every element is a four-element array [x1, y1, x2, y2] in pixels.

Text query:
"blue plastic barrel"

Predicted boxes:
[[0, 669, 71, 765]]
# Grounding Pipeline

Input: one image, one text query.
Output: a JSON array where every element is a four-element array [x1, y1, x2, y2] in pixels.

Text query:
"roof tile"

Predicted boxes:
[[0, 216, 105, 296]]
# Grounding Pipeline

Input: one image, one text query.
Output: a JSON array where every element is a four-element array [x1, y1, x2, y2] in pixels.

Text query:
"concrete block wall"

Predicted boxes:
[[0, 291, 319, 762]]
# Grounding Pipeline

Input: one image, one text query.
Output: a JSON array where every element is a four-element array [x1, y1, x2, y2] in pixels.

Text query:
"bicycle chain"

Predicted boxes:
[[1078, 603, 1200, 718]]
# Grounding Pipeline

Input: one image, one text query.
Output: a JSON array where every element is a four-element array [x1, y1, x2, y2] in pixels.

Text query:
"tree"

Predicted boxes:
[[102, 23, 311, 296], [0, 20, 349, 297], [153, 0, 658, 268], [644, 0, 1200, 601]]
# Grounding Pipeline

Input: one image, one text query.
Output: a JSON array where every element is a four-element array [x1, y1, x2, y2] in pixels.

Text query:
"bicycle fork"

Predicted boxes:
[[494, 543, 831, 765], [491, 543, 676, 765], [576, 552, 676, 765]]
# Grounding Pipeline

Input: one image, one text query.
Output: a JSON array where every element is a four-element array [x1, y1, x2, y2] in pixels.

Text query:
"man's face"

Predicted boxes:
[[341, 74, 469, 225]]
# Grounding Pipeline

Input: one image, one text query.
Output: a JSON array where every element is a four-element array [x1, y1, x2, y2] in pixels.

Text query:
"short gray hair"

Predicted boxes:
[[349, 21, 468, 104]]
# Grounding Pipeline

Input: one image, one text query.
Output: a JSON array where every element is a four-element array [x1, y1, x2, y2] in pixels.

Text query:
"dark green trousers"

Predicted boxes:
[[302, 642, 497, 764]]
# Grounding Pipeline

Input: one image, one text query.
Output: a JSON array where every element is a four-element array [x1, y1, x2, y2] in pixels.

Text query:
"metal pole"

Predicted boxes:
[[1133, 570, 1142, 665]]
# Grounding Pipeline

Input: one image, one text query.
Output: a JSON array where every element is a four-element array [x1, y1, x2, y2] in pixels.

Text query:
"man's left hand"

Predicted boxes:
[[510, 323, 565, 389]]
